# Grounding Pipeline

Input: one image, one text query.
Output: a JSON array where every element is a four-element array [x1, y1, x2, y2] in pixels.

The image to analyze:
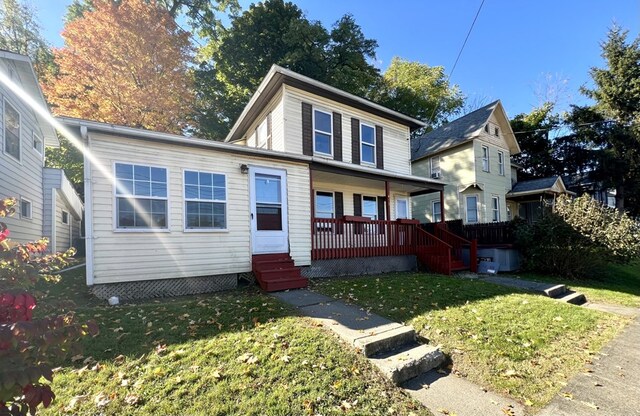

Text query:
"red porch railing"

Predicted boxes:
[[434, 223, 478, 273], [311, 217, 457, 275]]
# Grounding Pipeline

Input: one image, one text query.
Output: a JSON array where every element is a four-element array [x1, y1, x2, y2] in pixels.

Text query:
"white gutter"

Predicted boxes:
[[81, 126, 94, 286]]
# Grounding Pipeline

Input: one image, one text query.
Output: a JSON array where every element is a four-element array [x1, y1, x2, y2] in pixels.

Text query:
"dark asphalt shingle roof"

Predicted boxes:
[[509, 176, 560, 194], [411, 100, 500, 161]]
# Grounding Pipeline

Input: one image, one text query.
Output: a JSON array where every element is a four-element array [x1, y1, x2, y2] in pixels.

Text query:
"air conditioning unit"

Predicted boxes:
[[431, 172, 441, 179]]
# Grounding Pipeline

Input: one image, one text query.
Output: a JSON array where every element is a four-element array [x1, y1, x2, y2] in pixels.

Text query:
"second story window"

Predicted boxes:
[[360, 123, 375, 165], [313, 109, 332, 156], [256, 116, 270, 149], [4, 100, 21, 162], [430, 157, 441, 178], [498, 151, 505, 175], [482, 145, 490, 172]]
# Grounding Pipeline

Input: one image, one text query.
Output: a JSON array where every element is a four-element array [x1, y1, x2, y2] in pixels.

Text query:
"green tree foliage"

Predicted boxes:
[[514, 194, 640, 278], [509, 103, 562, 180], [192, 0, 380, 140], [45, 136, 84, 198], [557, 26, 640, 213], [371, 57, 465, 133], [0, 0, 54, 78], [0, 198, 98, 415]]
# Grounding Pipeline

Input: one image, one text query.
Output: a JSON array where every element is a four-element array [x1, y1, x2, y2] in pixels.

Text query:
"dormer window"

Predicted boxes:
[[494, 127, 499, 136], [313, 109, 332, 156]]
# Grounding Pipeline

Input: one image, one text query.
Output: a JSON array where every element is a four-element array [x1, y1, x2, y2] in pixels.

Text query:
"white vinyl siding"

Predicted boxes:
[[184, 170, 227, 230], [283, 85, 412, 175], [87, 133, 310, 284]]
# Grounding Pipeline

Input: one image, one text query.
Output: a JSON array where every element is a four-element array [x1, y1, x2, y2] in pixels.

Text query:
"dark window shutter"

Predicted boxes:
[[377, 196, 386, 220], [375, 125, 384, 169], [333, 112, 342, 161], [351, 118, 360, 164], [353, 193, 362, 216], [267, 112, 272, 150], [334, 192, 344, 234], [302, 103, 313, 156]]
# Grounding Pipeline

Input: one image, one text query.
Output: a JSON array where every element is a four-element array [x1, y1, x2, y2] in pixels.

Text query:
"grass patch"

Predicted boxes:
[[35, 269, 429, 415], [313, 273, 630, 410], [519, 261, 640, 308]]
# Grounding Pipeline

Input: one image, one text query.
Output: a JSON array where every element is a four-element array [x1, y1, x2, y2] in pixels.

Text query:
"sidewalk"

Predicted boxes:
[[538, 315, 640, 415]]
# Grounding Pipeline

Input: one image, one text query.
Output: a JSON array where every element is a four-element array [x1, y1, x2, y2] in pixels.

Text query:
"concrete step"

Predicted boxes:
[[544, 284, 567, 298], [557, 291, 587, 305], [354, 326, 416, 357], [370, 343, 445, 385]]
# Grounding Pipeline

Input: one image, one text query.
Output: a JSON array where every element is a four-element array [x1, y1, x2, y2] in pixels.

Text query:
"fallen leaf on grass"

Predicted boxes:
[[94, 392, 111, 407], [503, 369, 520, 378], [65, 394, 89, 411], [280, 355, 291, 363], [124, 394, 140, 406], [524, 399, 533, 406], [237, 352, 258, 364], [71, 354, 84, 362], [501, 407, 515, 416]]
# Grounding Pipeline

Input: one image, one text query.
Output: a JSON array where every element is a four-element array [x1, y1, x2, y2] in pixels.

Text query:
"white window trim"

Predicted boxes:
[[430, 156, 441, 178], [20, 197, 32, 220], [465, 194, 479, 224], [3, 98, 22, 164], [33, 132, 43, 156], [432, 200, 442, 223], [62, 210, 70, 225], [315, 190, 335, 218], [491, 196, 500, 222], [183, 169, 228, 233], [395, 197, 409, 219], [497, 151, 505, 176], [481, 145, 490, 172], [313, 108, 333, 157], [360, 122, 376, 166], [255, 115, 270, 149], [112, 161, 170, 233]]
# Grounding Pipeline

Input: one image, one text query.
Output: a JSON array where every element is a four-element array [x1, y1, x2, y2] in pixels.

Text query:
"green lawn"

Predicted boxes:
[[35, 269, 429, 416], [312, 273, 630, 411], [519, 261, 640, 308]]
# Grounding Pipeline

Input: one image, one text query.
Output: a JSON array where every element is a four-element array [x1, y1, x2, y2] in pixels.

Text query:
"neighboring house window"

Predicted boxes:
[[362, 196, 377, 219], [491, 197, 500, 222], [484, 124, 489, 133], [396, 198, 408, 219], [507, 205, 512, 221], [494, 127, 499, 137], [465, 196, 478, 224], [33, 133, 43, 155], [313, 109, 332, 156], [360, 123, 376, 165], [115, 163, 168, 229], [432, 201, 442, 223], [498, 151, 505, 175], [4, 100, 21, 161], [430, 157, 441, 178], [481, 145, 489, 172], [256, 116, 270, 149], [315, 191, 334, 218], [62, 210, 69, 225], [20, 198, 32, 220], [184, 170, 227, 230]]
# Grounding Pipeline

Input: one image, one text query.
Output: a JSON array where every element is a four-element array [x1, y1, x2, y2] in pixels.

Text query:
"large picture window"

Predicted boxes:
[[184, 170, 226, 230], [115, 163, 168, 229], [313, 109, 332, 156], [360, 123, 376, 164], [4, 100, 21, 161]]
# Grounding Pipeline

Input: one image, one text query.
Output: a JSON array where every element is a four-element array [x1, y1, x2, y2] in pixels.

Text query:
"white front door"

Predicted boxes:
[[249, 166, 289, 254]]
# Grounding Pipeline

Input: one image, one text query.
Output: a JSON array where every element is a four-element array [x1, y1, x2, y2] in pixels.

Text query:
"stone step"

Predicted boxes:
[[544, 284, 567, 298], [354, 325, 416, 357], [557, 291, 587, 305], [369, 343, 445, 385]]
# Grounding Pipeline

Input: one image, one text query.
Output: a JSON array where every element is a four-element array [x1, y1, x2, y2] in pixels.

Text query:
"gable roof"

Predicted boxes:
[[0, 50, 58, 147], [225, 65, 426, 143], [507, 176, 573, 198], [411, 100, 520, 161]]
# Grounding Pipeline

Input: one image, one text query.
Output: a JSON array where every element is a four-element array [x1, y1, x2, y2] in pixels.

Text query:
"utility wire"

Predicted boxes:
[[425, 0, 485, 127]]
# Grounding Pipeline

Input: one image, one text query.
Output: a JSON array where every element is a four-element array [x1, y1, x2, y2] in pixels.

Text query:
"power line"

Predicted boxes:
[[425, 0, 485, 127]]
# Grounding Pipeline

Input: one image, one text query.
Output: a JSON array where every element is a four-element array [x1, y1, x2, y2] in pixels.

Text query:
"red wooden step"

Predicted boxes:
[[253, 259, 296, 271], [256, 267, 301, 281], [262, 277, 309, 292], [252, 253, 291, 264]]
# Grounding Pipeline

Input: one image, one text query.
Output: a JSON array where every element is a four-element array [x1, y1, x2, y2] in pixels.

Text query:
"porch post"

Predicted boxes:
[[439, 189, 445, 223], [310, 169, 315, 259], [384, 181, 391, 220]]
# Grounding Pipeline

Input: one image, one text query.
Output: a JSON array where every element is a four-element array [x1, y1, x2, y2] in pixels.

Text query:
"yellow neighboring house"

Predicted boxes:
[[411, 100, 571, 224]]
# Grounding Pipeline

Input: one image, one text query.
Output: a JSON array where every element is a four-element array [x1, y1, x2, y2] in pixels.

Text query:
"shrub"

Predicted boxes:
[[514, 195, 640, 278], [0, 198, 98, 415]]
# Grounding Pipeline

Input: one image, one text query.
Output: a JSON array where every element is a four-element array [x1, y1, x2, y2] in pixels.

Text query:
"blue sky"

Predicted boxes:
[[36, 0, 639, 118]]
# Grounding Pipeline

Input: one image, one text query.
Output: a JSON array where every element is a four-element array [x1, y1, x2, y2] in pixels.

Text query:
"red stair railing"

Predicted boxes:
[[434, 223, 478, 273]]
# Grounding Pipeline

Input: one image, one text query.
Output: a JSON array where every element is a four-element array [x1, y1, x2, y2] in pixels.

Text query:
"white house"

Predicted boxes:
[[62, 65, 461, 299], [0, 50, 83, 250]]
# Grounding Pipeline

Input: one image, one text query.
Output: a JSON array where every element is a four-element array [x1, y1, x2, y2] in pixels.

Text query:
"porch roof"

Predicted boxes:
[[506, 176, 575, 200], [310, 157, 445, 195]]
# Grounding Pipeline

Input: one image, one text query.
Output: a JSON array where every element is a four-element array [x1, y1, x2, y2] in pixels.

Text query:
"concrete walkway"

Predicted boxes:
[[538, 315, 640, 416], [273, 289, 526, 416]]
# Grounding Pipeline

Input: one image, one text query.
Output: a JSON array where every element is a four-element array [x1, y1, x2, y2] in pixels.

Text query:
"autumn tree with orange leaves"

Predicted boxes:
[[43, 0, 194, 134]]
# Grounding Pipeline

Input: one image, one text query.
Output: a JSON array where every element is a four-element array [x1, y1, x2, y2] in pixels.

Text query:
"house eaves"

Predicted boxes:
[[224, 65, 426, 143]]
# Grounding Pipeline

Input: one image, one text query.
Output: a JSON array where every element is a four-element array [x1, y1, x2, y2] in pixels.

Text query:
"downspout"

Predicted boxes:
[[81, 126, 95, 286], [50, 188, 57, 253]]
